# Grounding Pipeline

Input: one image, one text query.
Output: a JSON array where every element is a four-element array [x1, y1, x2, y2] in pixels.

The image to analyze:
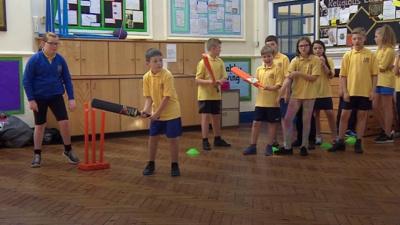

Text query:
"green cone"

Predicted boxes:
[[345, 136, 356, 145], [320, 142, 332, 150], [186, 148, 200, 157], [272, 146, 279, 153]]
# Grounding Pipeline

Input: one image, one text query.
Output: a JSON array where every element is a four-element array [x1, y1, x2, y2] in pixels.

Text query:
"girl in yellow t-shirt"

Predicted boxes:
[[393, 45, 400, 136], [312, 40, 337, 145], [276, 37, 320, 156], [373, 25, 397, 143]]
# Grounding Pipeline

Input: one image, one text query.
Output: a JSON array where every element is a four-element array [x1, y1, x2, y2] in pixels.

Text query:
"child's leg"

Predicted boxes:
[[324, 109, 338, 140], [356, 110, 368, 138], [250, 121, 262, 145], [169, 137, 179, 163], [372, 94, 384, 131], [210, 114, 221, 137], [266, 122, 277, 145], [300, 99, 315, 148], [148, 135, 160, 161], [283, 99, 302, 148], [381, 95, 394, 135], [338, 110, 351, 139], [201, 113, 210, 138], [314, 109, 321, 138]]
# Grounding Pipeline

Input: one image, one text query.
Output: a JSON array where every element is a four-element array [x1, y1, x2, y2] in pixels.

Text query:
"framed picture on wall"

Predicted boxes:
[[0, 0, 6, 31]]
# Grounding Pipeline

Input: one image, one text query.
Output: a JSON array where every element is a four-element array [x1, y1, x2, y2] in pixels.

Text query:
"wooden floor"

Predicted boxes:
[[1, 125, 400, 225]]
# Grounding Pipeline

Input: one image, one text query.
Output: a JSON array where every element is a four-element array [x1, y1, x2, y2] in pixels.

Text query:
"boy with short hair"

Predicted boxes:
[[141, 48, 182, 176], [243, 46, 283, 156], [196, 38, 231, 150], [330, 27, 378, 153], [265, 35, 290, 147], [23, 32, 79, 168]]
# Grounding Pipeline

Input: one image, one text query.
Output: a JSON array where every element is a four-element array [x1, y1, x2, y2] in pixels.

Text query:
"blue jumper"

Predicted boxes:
[[23, 51, 74, 101]]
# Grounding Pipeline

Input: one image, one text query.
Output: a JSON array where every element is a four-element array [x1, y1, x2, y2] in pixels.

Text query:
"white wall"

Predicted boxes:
[[0, 0, 35, 126]]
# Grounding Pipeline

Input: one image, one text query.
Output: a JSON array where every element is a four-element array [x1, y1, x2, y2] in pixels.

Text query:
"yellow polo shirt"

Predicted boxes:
[[196, 54, 227, 100], [274, 52, 290, 78], [143, 68, 181, 121], [376, 46, 395, 88], [255, 63, 284, 107], [316, 57, 335, 98], [340, 48, 378, 97], [287, 55, 321, 99]]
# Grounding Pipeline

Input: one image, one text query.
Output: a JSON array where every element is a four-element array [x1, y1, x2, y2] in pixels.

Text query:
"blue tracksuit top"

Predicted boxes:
[[23, 51, 74, 101]]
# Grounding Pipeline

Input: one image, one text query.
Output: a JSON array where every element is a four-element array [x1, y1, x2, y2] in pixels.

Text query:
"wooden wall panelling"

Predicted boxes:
[[80, 41, 109, 75], [109, 42, 136, 75], [183, 43, 204, 75], [160, 43, 184, 74], [58, 40, 81, 76], [119, 78, 149, 131]]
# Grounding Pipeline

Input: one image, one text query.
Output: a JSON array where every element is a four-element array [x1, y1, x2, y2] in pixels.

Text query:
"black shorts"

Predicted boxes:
[[34, 95, 68, 125], [342, 96, 372, 111], [254, 107, 281, 123], [198, 100, 221, 114], [314, 97, 333, 110]]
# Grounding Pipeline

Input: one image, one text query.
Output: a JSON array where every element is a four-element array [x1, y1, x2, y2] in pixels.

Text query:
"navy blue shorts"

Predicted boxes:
[[376, 86, 394, 95], [149, 117, 182, 138], [314, 97, 333, 110], [254, 107, 281, 123], [198, 100, 221, 114], [34, 95, 68, 125], [279, 98, 288, 118], [342, 96, 372, 111]]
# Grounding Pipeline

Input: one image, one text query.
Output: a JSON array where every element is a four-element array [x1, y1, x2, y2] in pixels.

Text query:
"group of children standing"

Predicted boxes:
[[140, 25, 400, 176], [24, 27, 400, 176]]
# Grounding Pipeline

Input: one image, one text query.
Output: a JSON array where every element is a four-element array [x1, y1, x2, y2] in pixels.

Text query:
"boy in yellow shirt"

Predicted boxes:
[[243, 46, 283, 156], [330, 27, 378, 153], [196, 38, 231, 150], [141, 48, 182, 176], [264, 35, 290, 147]]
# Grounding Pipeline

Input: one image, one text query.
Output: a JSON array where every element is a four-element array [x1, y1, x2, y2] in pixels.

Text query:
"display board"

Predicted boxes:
[[169, 0, 244, 38], [0, 58, 24, 114], [319, 0, 400, 46], [60, 0, 147, 33], [222, 57, 251, 101]]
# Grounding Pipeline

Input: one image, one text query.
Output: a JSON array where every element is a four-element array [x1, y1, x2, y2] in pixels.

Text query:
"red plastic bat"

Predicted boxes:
[[230, 67, 264, 89]]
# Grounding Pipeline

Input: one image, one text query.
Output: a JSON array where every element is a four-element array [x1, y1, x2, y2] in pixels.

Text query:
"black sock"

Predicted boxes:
[[214, 136, 221, 141], [202, 138, 209, 143], [148, 161, 155, 166], [171, 162, 178, 167], [34, 149, 42, 155], [64, 144, 72, 152]]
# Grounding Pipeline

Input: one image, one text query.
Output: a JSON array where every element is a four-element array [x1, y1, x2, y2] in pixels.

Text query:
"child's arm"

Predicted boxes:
[[264, 84, 281, 91], [370, 75, 378, 101], [150, 96, 170, 120], [340, 76, 350, 102], [292, 71, 318, 81], [378, 49, 395, 72], [141, 97, 152, 117], [394, 54, 400, 76]]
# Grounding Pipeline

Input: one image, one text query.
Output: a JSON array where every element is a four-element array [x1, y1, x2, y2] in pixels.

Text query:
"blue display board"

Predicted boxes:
[[0, 57, 24, 114], [169, 0, 244, 38], [222, 57, 251, 101]]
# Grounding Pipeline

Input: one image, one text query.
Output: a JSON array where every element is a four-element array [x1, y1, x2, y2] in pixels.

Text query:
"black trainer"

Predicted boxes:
[[214, 138, 231, 147], [374, 134, 394, 144], [171, 163, 180, 177], [143, 162, 155, 176], [202, 141, 211, 151], [300, 146, 308, 156], [31, 153, 41, 168], [63, 150, 80, 164], [354, 139, 363, 154], [328, 139, 345, 152], [274, 147, 293, 155]]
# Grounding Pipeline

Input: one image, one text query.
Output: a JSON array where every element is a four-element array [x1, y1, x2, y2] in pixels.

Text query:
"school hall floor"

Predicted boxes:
[[0, 125, 400, 225]]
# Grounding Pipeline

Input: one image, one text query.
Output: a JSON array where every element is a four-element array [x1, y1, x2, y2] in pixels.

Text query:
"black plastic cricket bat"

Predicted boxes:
[[91, 98, 150, 117]]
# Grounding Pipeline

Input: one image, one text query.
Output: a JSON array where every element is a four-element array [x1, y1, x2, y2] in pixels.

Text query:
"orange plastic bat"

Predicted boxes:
[[202, 53, 219, 92], [230, 67, 264, 89]]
